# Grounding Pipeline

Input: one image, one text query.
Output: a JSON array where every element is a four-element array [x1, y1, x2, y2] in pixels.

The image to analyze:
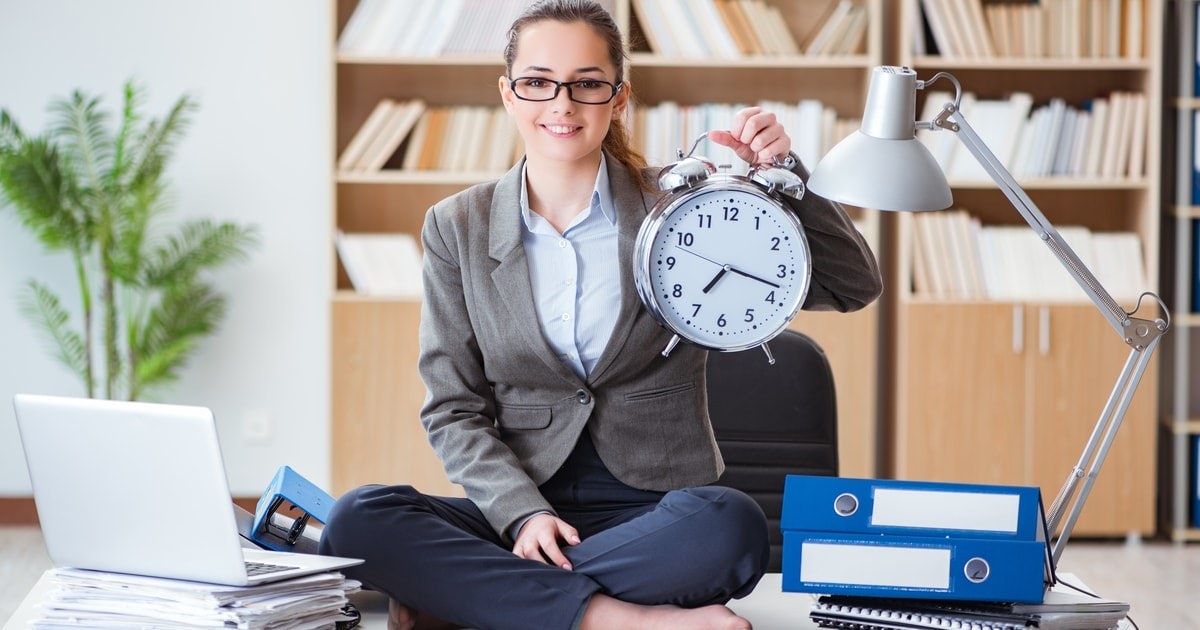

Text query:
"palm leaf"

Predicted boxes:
[[127, 94, 196, 188], [130, 282, 226, 397], [52, 90, 113, 195], [17, 280, 89, 384], [142, 219, 258, 287], [0, 110, 26, 151], [0, 132, 87, 252], [109, 80, 145, 189]]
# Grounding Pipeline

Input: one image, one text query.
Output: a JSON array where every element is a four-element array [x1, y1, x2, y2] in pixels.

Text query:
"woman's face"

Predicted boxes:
[[500, 20, 628, 167]]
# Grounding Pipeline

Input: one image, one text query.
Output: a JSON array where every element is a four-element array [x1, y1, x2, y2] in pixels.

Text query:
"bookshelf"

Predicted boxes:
[[1163, 0, 1200, 543], [328, 0, 887, 496], [892, 0, 1163, 536]]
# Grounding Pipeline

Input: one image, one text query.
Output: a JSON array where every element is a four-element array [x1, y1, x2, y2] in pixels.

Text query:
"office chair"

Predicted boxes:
[[706, 329, 839, 572]]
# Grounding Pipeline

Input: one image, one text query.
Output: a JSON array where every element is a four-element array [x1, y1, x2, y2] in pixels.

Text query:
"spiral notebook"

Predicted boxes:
[[810, 575, 1129, 630]]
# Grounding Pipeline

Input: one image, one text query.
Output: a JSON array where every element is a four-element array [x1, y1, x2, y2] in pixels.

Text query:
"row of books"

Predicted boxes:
[[30, 567, 357, 629], [918, 90, 1148, 182], [633, 0, 792, 58], [338, 100, 523, 173], [338, 0, 618, 57], [911, 209, 1147, 302], [632, 0, 865, 58], [337, 231, 423, 298], [337, 98, 854, 176], [631, 99, 854, 175], [917, 0, 1147, 59]]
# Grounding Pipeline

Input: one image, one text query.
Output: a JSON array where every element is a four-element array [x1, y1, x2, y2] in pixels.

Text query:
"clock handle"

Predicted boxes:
[[761, 342, 776, 365], [661, 334, 681, 358]]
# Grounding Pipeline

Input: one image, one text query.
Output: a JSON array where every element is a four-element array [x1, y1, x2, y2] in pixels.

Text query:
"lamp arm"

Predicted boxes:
[[941, 106, 1170, 567]]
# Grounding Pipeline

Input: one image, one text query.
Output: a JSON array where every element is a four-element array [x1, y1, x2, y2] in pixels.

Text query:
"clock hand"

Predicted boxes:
[[702, 266, 731, 293], [729, 266, 781, 289], [675, 246, 724, 267]]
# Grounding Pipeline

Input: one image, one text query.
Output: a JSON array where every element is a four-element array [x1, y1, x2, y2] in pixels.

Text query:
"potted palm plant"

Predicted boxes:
[[0, 80, 259, 401]]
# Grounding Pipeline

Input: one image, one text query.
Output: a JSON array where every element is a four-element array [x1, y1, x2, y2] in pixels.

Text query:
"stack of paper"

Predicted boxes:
[[31, 567, 359, 629]]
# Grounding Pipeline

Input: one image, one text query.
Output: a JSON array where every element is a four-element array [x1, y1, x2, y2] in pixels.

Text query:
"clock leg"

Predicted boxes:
[[661, 334, 681, 358], [760, 342, 775, 365]]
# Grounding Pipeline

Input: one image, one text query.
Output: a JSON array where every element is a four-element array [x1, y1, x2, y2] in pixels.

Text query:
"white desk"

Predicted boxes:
[[4, 572, 818, 629]]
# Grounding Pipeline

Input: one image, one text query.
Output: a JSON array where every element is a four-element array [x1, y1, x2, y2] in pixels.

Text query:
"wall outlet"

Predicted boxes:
[[242, 410, 273, 444]]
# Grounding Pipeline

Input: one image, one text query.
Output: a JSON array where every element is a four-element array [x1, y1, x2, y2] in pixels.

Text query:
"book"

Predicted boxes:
[[714, 0, 761, 56], [357, 99, 426, 171], [1193, 434, 1200, 526], [336, 98, 396, 172], [920, 0, 957, 56], [947, 92, 1032, 181], [803, 0, 853, 56], [689, 0, 740, 58], [336, 231, 424, 298], [632, 0, 679, 56]]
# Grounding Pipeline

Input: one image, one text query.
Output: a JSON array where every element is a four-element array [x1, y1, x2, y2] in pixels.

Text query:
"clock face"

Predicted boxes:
[[635, 178, 812, 351]]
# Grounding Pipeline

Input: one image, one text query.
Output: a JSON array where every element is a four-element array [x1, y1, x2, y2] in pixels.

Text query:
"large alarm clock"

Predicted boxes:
[[634, 136, 813, 363]]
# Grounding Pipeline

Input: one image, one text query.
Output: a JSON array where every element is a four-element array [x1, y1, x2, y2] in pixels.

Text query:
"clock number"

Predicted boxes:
[[753, 216, 761, 230], [770, 236, 781, 251], [744, 308, 755, 323], [691, 304, 702, 317], [723, 206, 739, 221], [697, 214, 712, 229], [672, 284, 683, 298], [665, 256, 676, 269], [776, 264, 787, 279], [717, 314, 727, 328], [765, 291, 776, 304], [677, 232, 694, 247]]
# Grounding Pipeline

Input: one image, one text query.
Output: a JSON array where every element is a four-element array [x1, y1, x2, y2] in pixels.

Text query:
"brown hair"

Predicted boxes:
[[504, 0, 651, 189]]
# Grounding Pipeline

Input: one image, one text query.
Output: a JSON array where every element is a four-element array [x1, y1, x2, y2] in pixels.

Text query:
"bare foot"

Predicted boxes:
[[579, 594, 752, 630], [388, 599, 416, 630], [387, 598, 460, 630]]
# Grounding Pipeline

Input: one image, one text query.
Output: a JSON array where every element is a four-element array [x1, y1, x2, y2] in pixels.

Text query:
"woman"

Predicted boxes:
[[319, 1, 882, 628]]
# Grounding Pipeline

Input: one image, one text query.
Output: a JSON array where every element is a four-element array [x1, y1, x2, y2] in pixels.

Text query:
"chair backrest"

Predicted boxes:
[[706, 329, 838, 572]]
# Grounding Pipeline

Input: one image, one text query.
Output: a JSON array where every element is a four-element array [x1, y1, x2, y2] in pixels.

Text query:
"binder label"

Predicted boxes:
[[799, 542, 951, 589], [871, 488, 1022, 533]]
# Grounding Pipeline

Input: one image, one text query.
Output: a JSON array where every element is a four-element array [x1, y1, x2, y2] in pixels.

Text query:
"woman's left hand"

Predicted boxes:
[[707, 106, 792, 166]]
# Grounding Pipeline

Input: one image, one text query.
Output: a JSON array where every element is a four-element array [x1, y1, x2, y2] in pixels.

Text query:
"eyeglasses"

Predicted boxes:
[[508, 77, 623, 105]]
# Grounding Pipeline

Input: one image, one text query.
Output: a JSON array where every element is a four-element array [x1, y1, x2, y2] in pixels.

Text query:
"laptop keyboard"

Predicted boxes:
[[245, 560, 299, 576]]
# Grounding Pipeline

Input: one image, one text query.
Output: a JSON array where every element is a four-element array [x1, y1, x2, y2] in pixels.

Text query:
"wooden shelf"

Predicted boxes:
[[891, 0, 1163, 537], [908, 56, 1153, 71]]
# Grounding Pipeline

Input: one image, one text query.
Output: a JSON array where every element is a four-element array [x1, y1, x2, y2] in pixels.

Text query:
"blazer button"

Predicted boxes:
[[576, 389, 591, 405]]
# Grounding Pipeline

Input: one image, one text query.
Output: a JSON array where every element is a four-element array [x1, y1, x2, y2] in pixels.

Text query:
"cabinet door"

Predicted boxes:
[[1027, 305, 1156, 536], [789, 305, 878, 479], [894, 303, 1028, 485], [331, 299, 462, 497]]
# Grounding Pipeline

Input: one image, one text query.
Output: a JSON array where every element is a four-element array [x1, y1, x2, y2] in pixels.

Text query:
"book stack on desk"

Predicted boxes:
[[28, 567, 360, 629], [808, 580, 1130, 630]]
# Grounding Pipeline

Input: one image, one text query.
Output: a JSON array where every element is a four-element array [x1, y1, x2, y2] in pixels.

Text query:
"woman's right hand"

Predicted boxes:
[[512, 513, 582, 570]]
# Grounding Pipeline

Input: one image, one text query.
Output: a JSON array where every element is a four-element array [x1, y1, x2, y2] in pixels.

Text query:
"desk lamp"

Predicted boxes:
[[807, 66, 1169, 567]]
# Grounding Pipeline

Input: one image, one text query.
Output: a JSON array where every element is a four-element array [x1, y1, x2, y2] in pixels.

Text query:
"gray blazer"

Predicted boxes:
[[417, 153, 882, 539]]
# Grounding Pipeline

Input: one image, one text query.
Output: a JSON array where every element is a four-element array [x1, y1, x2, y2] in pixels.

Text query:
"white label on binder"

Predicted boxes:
[[800, 542, 951, 589], [870, 489, 1021, 533]]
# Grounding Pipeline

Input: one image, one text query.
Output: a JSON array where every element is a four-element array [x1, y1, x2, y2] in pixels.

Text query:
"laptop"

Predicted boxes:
[[13, 393, 363, 586]]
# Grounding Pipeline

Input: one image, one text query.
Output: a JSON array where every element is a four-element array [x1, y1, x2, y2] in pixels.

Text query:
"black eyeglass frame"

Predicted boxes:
[[507, 77, 624, 104]]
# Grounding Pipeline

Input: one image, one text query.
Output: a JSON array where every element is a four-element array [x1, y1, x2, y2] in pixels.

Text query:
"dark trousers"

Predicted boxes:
[[318, 433, 770, 630]]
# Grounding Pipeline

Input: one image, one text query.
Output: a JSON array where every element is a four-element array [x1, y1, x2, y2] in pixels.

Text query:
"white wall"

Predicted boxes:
[[0, 0, 333, 495]]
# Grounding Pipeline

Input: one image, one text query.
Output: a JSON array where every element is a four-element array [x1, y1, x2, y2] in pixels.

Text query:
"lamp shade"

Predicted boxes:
[[807, 66, 953, 212]]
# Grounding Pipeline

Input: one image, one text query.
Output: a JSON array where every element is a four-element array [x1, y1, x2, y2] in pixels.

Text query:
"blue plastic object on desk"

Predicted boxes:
[[251, 466, 336, 552]]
